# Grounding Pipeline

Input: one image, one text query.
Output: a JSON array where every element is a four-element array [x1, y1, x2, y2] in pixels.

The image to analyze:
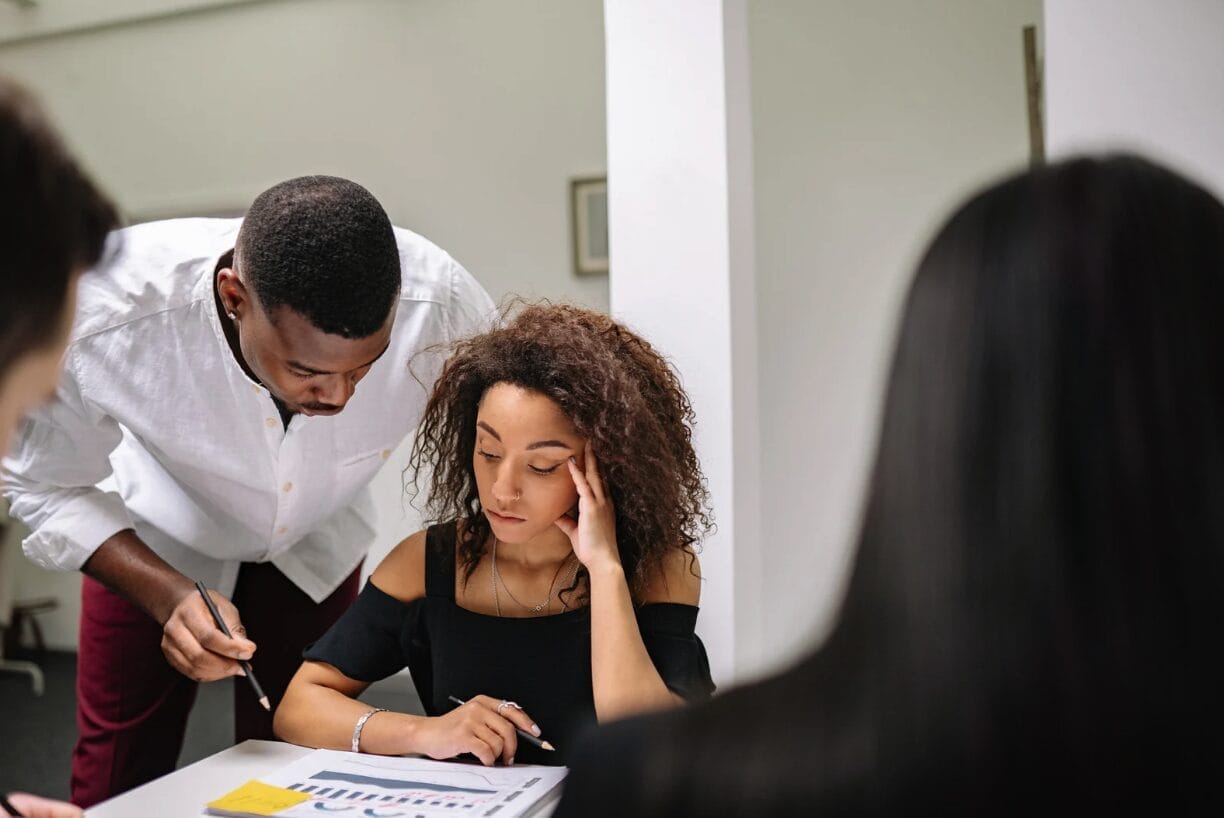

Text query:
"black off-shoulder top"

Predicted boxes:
[[304, 521, 715, 764]]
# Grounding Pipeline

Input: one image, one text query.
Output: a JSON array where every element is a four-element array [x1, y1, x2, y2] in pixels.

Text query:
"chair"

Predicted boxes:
[[0, 501, 54, 695]]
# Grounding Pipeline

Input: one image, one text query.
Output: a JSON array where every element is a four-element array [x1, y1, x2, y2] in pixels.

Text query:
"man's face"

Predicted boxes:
[[235, 302, 394, 416]]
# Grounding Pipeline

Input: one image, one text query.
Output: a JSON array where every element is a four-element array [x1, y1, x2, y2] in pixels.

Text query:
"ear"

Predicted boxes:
[[217, 266, 250, 320]]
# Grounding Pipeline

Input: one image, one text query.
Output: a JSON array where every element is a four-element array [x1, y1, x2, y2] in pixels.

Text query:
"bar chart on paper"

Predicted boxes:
[[247, 749, 566, 818]]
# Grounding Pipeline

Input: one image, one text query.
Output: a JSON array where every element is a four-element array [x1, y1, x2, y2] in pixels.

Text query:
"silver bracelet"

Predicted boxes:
[[351, 707, 388, 753]]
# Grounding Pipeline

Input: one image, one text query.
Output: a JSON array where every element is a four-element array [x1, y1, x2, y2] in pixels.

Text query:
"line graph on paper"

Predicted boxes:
[[255, 750, 567, 818]]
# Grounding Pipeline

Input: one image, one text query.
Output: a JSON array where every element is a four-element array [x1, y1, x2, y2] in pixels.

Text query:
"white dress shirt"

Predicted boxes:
[[3, 218, 493, 602]]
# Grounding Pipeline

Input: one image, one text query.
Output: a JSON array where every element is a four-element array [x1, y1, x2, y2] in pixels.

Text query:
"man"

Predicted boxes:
[[3, 175, 494, 807]]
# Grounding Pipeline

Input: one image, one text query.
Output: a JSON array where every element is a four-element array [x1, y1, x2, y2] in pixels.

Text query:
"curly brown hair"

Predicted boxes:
[[408, 301, 712, 602]]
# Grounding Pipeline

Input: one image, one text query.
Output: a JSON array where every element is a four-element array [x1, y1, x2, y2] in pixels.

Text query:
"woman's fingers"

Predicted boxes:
[[468, 696, 542, 762], [554, 513, 578, 539], [488, 699, 540, 737], [464, 734, 498, 767], [472, 695, 537, 728], [566, 456, 593, 500], [584, 441, 606, 501], [471, 722, 505, 766], [485, 713, 519, 765]]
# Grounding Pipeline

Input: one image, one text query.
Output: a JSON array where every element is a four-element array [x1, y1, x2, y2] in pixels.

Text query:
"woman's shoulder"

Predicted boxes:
[[639, 548, 702, 606], [370, 521, 463, 603], [370, 529, 431, 603]]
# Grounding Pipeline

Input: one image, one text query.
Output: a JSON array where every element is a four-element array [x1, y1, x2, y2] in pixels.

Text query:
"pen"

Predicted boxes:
[[194, 580, 270, 711], [0, 795, 25, 818], [447, 695, 555, 752]]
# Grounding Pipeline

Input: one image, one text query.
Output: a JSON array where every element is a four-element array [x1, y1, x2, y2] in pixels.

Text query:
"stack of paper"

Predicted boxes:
[[205, 749, 568, 818]]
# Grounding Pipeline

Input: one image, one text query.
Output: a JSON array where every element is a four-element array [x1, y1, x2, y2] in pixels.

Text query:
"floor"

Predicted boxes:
[[0, 649, 421, 801]]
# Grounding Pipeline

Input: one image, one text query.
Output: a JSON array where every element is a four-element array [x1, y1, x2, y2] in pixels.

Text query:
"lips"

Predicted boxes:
[[487, 509, 526, 523], [301, 406, 342, 417]]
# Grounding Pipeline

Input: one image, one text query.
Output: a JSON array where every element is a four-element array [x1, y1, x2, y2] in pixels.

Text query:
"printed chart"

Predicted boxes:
[[254, 750, 566, 818]]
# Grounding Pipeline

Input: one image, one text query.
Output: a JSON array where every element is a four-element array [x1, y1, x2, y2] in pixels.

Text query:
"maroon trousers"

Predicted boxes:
[[71, 561, 360, 808]]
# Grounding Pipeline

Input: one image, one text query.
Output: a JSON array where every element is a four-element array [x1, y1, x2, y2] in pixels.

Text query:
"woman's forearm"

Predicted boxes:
[[274, 680, 423, 755], [588, 562, 681, 722]]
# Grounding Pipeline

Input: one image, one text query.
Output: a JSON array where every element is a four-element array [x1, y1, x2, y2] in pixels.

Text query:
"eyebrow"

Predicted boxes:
[[287, 342, 391, 376], [477, 421, 574, 452]]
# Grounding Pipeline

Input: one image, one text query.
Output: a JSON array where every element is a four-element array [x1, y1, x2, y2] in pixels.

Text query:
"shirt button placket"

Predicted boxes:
[[272, 417, 301, 559], [258, 392, 288, 560]]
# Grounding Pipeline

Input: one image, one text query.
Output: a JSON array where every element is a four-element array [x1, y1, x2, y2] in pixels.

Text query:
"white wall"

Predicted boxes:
[[0, 0, 607, 649], [1, 0, 1051, 677], [604, 0, 759, 686], [749, 0, 1041, 673], [0, 0, 260, 44], [1045, 0, 1224, 198], [0, 0, 607, 307]]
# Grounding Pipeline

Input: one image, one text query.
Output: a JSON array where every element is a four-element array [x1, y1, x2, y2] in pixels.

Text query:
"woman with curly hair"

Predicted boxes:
[[274, 303, 715, 766]]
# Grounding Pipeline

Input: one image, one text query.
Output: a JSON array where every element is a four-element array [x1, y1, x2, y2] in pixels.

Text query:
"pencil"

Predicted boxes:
[[447, 695, 555, 753], [194, 580, 270, 711], [0, 795, 25, 818]]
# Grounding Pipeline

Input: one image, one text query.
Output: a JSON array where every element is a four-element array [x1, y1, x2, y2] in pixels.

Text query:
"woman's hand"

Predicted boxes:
[[413, 695, 541, 766], [5, 793, 84, 818], [555, 442, 621, 573]]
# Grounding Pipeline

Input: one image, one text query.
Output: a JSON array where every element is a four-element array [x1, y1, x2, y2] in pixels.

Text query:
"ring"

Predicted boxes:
[[496, 700, 522, 714]]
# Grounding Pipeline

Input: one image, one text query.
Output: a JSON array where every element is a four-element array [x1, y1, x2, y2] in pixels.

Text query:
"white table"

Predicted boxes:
[[85, 740, 560, 817]]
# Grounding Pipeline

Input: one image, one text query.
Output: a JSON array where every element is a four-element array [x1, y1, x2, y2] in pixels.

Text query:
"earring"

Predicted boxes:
[[227, 312, 237, 320]]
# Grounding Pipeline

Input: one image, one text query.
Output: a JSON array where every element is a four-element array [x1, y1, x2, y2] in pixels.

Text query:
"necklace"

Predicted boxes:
[[491, 538, 580, 617]]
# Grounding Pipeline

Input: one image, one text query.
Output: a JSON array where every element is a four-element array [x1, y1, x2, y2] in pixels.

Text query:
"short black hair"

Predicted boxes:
[[0, 77, 119, 380], [236, 175, 401, 338]]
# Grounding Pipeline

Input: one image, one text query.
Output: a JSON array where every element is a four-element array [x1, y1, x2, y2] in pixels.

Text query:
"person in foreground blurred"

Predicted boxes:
[[555, 154, 1224, 815], [2, 794, 84, 818], [275, 303, 715, 767], [0, 77, 118, 818]]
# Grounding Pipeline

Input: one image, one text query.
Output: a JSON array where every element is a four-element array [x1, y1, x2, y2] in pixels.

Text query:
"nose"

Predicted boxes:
[[491, 465, 521, 505], [314, 373, 355, 409]]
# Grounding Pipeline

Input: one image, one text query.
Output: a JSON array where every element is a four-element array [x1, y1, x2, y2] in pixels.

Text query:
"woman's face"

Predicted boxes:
[[474, 382, 584, 545], [0, 283, 76, 455]]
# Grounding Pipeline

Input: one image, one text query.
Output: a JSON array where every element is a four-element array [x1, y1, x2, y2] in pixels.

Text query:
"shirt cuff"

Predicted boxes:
[[20, 489, 133, 571]]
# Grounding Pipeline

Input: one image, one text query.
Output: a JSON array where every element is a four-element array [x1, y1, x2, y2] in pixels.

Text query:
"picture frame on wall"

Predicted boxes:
[[570, 176, 609, 275]]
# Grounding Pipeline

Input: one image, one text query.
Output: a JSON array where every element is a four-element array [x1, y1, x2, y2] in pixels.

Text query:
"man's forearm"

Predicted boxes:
[[81, 529, 196, 625]]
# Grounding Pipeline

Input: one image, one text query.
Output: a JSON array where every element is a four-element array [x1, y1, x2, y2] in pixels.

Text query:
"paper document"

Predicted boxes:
[[204, 749, 567, 818]]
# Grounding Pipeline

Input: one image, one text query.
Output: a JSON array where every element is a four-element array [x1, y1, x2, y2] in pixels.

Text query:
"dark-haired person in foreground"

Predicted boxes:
[[0, 77, 119, 818], [555, 154, 1224, 815], [3, 174, 493, 807]]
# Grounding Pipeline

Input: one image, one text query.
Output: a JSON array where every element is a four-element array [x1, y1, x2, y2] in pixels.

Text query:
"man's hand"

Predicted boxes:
[[160, 588, 257, 682], [82, 529, 256, 682]]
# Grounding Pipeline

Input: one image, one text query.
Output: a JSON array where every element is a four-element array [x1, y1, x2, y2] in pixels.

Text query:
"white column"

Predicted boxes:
[[603, 0, 759, 685], [1045, 0, 1224, 198]]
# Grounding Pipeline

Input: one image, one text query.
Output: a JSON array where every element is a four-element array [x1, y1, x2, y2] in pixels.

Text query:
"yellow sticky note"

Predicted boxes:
[[207, 779, 311, 816]]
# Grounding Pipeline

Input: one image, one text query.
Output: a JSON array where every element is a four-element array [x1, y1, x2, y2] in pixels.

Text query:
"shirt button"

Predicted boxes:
[[277, 526, 288, 535], [382, 449, 391, 459], [265, 417, 277, 428], [282, 482, 294, 493]]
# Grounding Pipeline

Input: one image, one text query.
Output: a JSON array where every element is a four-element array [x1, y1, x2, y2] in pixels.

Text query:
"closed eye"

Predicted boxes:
[[530, 464, 562, 475], [478, 450, 501, 461]]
